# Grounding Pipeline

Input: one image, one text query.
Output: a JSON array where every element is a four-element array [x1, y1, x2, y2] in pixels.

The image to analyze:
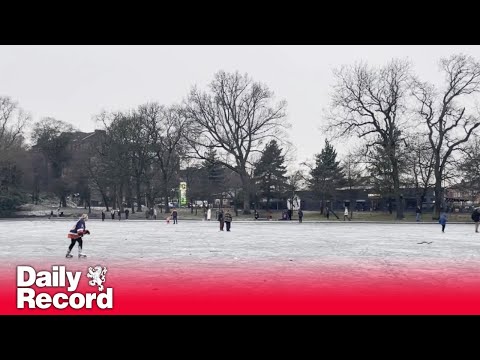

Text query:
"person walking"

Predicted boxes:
[[416, 206, 422, 222], [224, 209, 232, 231], [439, 210, 448, 233]]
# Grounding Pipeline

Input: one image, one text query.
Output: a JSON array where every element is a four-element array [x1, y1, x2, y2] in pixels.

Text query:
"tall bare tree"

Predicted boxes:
[[458, 135, 480, 202], [412, 54, 480, 218], [31, 117, 76, 207], [0, 97, 30, 155], [404, 135, 435, 207], [184, 70, 289, 214], [148, 104, 189, 214], [327, 59, 412, 219]]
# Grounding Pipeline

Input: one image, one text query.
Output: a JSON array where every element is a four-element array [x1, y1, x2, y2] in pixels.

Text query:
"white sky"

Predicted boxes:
[[2, 45, 480, 169]]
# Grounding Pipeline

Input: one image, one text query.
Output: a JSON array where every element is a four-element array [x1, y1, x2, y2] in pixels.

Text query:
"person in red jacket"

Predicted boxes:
[[66, 214, 90, 258]]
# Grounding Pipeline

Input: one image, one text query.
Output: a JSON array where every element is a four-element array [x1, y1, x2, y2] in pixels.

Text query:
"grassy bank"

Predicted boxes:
[[8, 204, 474, 223]]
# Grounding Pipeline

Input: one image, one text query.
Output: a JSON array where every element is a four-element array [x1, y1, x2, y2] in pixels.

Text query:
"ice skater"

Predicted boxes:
[[66, 213, 90, 258]]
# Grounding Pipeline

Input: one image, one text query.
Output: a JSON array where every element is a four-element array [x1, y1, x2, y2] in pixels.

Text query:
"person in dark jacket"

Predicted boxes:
[[224, 210, 232, 231], [172, 209, 178, 224], [298, 209, 303, 223], [472, 208, 480, 233], [439, 211, 448, 233], [218, 210, 225, 231], [101, 210, 105, 221], [415, 206, 422, 222]]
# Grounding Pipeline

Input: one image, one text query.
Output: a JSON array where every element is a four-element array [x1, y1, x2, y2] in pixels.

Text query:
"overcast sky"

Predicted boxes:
[[2, 45, 480, 168]]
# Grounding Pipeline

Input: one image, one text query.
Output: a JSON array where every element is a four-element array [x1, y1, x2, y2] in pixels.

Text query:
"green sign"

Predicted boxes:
[[179, 182, 187, 206]]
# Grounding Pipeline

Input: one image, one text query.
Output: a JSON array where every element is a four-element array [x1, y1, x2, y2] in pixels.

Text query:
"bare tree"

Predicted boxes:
[[326, 59, 412, 219], [404, 135, 435, 207], [412, 54, 480, 218], [458, 135, 480, 203], [31, 117, 76, 207], [0, 97, 30, 155], [96, 111, 135, 211], [148, 104, 189, 214], [184, 70, 289, 214]]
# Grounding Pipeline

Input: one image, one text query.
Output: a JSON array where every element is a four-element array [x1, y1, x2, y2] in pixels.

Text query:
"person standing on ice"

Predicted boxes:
[[472, 207, 480, 233], [439, 210, 448, 233], [66, 213, 90, 258], [218, 209, 225, 231], [172, 208, 178, 224], [224, 209, 232, 231], [207, 207, 211, 221]]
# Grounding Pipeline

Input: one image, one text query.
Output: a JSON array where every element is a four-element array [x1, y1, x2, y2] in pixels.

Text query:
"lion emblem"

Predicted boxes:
[[87, 266, 108, 291]]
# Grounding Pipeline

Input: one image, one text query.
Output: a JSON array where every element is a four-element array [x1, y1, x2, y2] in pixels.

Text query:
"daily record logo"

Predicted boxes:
[[16, 265, 113, 310]]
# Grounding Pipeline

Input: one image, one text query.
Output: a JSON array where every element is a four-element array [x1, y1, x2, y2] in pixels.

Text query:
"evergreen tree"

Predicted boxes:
[[202, 148, 226, 205], [253, 140, 287, 209], [308, 140, 345, 212]]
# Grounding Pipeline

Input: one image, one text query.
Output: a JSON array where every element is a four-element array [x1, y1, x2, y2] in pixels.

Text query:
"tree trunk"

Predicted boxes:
[[101, 191, 109, 212], [240, 173, 251, 215], [433, 177, 443, 220], [126, 177, 134, 213], [118, 181, 124, 211], [392, 160, 404, 220], [135, 177, 142, 212]]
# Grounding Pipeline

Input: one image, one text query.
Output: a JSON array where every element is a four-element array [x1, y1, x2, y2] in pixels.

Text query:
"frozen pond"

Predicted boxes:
[[1, 218, 480, 291]]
